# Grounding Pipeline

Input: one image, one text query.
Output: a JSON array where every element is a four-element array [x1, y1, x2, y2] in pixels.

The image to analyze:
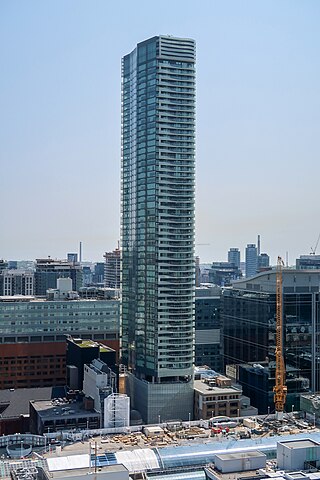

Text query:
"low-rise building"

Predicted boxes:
[[194, 375, 242, 420], [0, 295, 119, 389], [0, 386, 65, 435], [29, 397, 100, 435]]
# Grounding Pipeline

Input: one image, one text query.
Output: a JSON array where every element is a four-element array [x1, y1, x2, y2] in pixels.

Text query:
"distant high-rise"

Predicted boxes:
[[228, 248, 240, 268], [104, 248, 120, 289], [258, 253, 270, 270], [245, 244, 258, 278], [121, 35, 196, 423], [67, 253, 78, 263]]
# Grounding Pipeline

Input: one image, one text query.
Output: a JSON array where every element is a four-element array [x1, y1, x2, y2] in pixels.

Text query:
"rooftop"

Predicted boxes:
[[194, 379, 241, 396], [0, 386, 66, 418], [31, 398, 97, 419], [215, 451, 266, 460], [279, 439, 320, 449], [47, 463, 128, 478]]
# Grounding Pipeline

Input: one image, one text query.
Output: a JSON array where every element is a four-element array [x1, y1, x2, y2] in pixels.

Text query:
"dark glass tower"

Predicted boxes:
[[222, 270, 320, 413], [121, 36, 196, 423]]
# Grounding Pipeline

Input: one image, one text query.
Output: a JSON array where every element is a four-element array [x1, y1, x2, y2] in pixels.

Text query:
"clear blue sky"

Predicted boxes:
[[1, 0, 319, 264]]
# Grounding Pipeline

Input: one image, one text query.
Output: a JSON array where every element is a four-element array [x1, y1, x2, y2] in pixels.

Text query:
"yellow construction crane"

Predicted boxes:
[[273, 256, 287, 420]]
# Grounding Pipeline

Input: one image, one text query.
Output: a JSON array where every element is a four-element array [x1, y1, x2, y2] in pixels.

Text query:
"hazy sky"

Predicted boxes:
[[1, 0, 319, 265]]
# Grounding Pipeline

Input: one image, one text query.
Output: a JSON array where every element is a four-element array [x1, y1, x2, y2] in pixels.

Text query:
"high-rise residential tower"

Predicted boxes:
[[121, 35, 196, 423]]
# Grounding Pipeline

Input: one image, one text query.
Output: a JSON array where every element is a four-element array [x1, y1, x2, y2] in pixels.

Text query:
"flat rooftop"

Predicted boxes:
[[194, 379, 241, 395], [0, 386, 66, 418], [31, 399, 97, 419], [47, 463, 128, 478], [215, 451, 266, 460], [280, 439, 319, 449]]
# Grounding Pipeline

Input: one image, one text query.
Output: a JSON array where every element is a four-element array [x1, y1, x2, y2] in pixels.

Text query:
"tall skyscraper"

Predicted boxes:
[[245, 243, 258, 278], [121, 35, 196, 423]]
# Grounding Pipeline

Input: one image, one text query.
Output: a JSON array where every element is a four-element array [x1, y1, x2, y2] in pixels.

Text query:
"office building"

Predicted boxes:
[[296, 255, 320, 269], [222, 270, 320, 413], [121, 35, 196, 423], [245, 243, 258, 278], [208, 261, 242, 286], [35, 258, 83, 295], [104, 248, 121, 289], [0, 295, 120, 389], [228, 248, 240, 269], [93, 262, 105, 285], [195, 284, 222, 371]]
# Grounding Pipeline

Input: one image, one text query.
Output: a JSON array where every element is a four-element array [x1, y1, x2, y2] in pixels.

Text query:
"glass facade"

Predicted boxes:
[[121, 36, 195, 384], [195, 293, 222, 372], [222, 270, 320, 412]]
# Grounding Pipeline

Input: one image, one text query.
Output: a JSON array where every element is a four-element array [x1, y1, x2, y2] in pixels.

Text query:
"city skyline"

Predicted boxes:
[[1, 1, 320, 264]]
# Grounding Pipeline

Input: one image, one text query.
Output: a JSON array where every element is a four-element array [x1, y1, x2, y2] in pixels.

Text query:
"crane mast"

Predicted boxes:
[[273, 256, 287, 420]]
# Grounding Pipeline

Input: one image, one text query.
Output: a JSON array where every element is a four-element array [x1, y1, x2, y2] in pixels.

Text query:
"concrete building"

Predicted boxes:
[[0, 296, 119, 389], [104, 248, 121, 289], [245, 244, 258, 278], [228, 248, 240, 269], [214, 451, 266, 473], [277, 439, 320, 470], [194, 374, 242, 420], [0, 269, 34, 295], [35, 258, 83, 295], [222, 269, 320, 413], [195, 284, 222, 371], [121, 35, 196, 423], [83, 359, 119, 427]]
